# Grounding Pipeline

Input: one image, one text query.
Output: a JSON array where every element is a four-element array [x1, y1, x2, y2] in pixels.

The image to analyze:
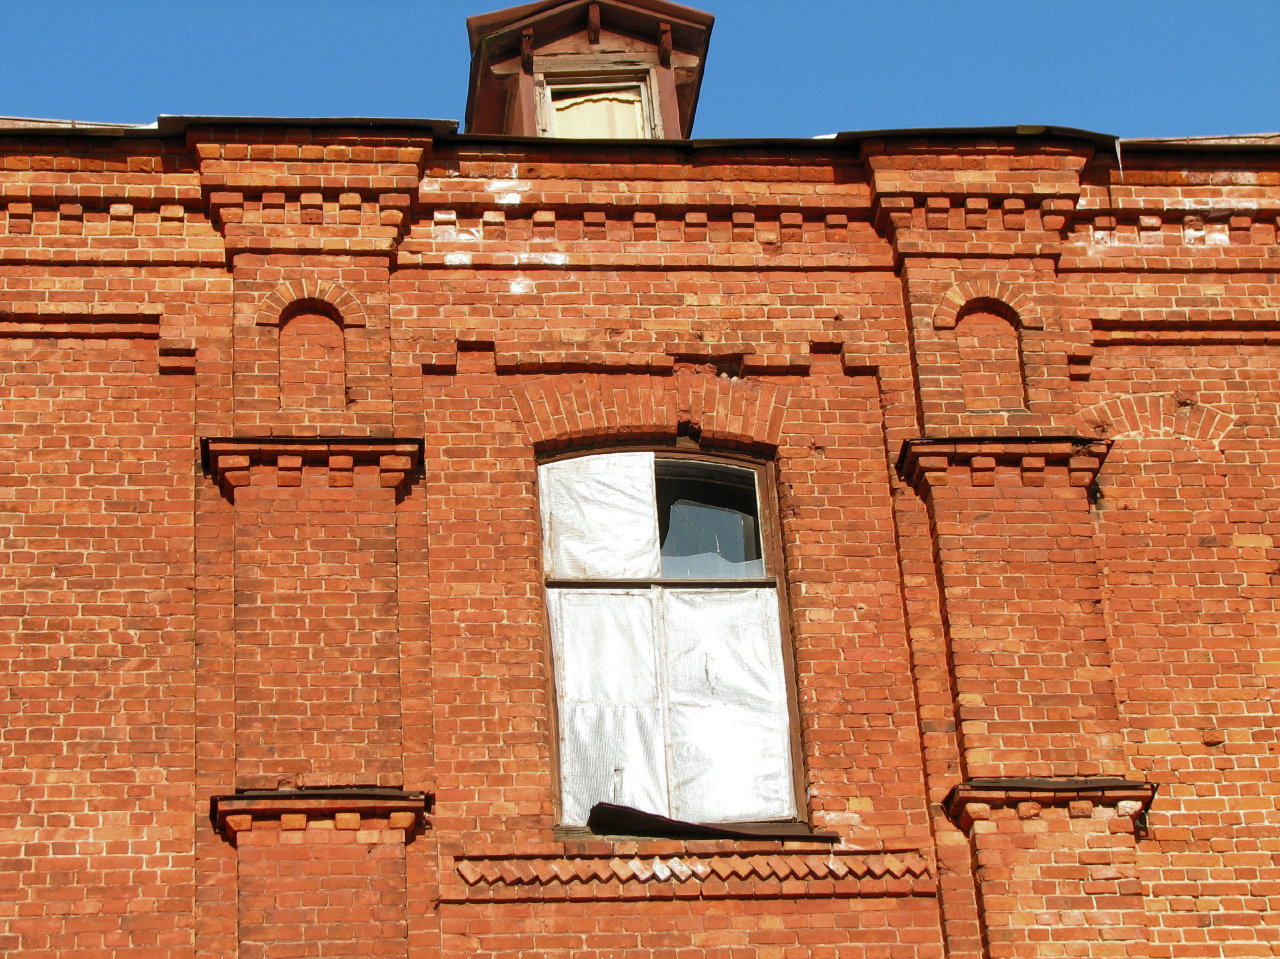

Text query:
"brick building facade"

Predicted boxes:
[[2, 1, 1279, 956]]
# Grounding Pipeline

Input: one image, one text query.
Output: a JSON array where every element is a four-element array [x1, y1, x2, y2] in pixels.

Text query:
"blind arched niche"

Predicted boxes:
[[278, 300, 347, 410], [953, 299, 1027, 412]]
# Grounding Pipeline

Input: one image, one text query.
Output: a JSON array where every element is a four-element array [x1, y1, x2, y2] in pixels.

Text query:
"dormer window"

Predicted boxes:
[[466, 0, 713, 139], [539, 74, 659, 138]]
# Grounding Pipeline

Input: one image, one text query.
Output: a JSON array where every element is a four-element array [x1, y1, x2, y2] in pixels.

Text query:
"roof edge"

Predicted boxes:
[[0, 114, 460, 138], [2, 115, 1277, 154]]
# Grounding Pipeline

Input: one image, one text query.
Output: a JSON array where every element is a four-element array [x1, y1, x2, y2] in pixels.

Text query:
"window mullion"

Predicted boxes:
[[653, 584, 675, 820]]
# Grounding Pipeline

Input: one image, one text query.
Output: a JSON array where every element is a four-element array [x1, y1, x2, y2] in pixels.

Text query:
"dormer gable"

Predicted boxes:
[[465, 0, 714, 139]]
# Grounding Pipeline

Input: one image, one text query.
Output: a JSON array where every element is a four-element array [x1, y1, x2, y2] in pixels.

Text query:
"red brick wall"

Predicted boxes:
[[238, 828, 408, 959], [439, 898, 943, 958], [955, 305, 1026, 411], [2, 125, 1278, 958], [906, 442, 1126, 779], [232, 475, 403, 789], [278, 308, 346, 411], [0, 340, 196, 957], [969, 804, 1145, 959]]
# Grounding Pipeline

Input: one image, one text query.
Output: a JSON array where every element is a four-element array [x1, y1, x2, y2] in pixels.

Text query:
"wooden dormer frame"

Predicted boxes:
[[465, 0, 714, 139], [535, 69, 664, 138]]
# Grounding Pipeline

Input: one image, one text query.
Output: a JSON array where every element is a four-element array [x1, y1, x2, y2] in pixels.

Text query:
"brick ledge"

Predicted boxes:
[[211, 788, 431, 845], [943, 776, 1157, 832], [202, 435, 423, 498], [897, 434, 1109, 492]]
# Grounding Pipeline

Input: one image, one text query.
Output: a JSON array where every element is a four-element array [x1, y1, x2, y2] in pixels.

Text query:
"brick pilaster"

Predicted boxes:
[[900, 436, 1125, 778]]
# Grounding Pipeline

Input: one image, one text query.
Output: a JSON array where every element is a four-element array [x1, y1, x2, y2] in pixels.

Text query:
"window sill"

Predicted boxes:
[[545, 577, 778, 589], [555, 803, 838, 843]]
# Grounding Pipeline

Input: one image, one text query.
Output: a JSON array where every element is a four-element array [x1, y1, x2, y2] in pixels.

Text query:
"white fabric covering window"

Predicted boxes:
[[540, 452, 660, 579], [548, 84, 648, 139], [540, 452, 796, 827]]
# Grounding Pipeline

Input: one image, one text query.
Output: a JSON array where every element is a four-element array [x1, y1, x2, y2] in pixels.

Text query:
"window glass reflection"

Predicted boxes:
[[656, 463, 764, 578]]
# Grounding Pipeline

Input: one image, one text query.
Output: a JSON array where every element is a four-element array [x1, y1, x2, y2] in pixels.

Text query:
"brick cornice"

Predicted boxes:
[[943, 777, 1156, 833], [211, 788, 431, 845], [896, 435, 1109, 495], [202, 436, 422, 499], [864, 142, 1089, 256], [197, 139, 429, 257]]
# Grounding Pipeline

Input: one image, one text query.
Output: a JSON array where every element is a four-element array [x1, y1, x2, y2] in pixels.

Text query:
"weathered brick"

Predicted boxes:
[[1, 15, 1276, 959]]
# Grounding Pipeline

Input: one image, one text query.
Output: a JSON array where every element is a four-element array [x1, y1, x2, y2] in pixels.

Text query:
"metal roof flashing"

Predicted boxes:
[[0, 114, 459, 138], [1, 113, 1276, 154]]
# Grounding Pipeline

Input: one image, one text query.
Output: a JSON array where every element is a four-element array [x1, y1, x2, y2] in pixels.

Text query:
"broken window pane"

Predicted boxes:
[[656, 461, 765, 579]]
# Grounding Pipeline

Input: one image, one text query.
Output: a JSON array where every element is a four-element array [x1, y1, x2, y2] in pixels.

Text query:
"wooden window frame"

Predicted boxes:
[[534, 68, 663, 139], [538, 446, 808, 836]]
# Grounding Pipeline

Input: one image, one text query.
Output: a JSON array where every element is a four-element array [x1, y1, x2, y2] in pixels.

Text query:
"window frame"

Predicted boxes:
[[537, 446, 807, 833], [534, 68, 663, 139]]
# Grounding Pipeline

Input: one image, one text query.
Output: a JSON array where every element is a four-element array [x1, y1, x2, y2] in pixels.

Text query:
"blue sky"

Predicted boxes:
[[3, 0, 1277, 139]]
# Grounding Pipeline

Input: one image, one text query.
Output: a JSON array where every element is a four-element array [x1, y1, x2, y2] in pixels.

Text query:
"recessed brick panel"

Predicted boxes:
[[232, 475, 403, 789]]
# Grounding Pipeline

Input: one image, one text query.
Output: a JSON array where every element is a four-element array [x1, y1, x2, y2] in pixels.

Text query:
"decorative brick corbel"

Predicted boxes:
[[202, 436, 422, 500], [206, 190, 245, 232], [211, 788, 431, 846], [872, 195, 915, 237], [1041, 196, 1075, 233], [896, 435, 1109, 496], [943, 777, 1156, 833], [1067, 344, 1095, 381]]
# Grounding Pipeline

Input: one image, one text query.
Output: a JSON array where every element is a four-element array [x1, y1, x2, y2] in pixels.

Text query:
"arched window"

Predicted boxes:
[[954, 301, 1027, 411], [538, 451, 797, 827], [278, 303, 346, 410]]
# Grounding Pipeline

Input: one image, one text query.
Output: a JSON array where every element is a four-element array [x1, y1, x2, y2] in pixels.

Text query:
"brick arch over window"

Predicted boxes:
[[278, 299, 347, 410], [512, 373, 787, 451], [932, 279, 1041, 331], [953, 298, 1028, 412], [255, 279, 367, 329], [1079, 393, 1237, 446]]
